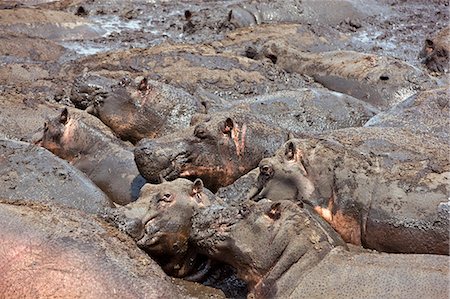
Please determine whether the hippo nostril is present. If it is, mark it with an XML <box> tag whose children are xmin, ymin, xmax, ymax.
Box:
<box><xmin>124</xmin><ymin>218</ymin><xmax>144</xmax><ymax>239</ymax></box>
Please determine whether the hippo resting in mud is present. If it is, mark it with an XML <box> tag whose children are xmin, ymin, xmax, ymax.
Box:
<box><xmin>419</xmin><ymin>26</ymin><xmax>449</xmax><ymax>74</ymax></box>
<box><xmin>38</xmin><ymin>107</ymin><xmax>146</xmax><ymax>205</ymax></box>
<box><xmin>259</xmin><ymin>42</ymin><xmax>438</xmax><ymax>109</ymax></box>
<box><xmin>0</xmin><ymin>199</ymin><xmax>223</xmax><ymax>298</ymax></box>
<box><xmin>112</xmin><ymin>178</ymin><xmax>214</xmax><ymax>279</ymax></box>
<box><xmin>250</xmin><ymin>88</ymin><xmax>450</xmax><ymax>254</ymax></box>
<box><xmin>0</xmin><ymin>137</ymin><xmax>112</xmax><ymax>214</ymax></box>
<box><xmin>115</xmin><ymin>180</ymin><xmax>448</xmax><ymax>299</ymax></box>
<box><xmin>135</xmin><ymin>88</ymin><xmax>379</xmax><ymax>191</ymax></box>
<box><xmin>84</xmin><ymin>76</ymin><xmax>204</xmax><ymax>144</ymax></box>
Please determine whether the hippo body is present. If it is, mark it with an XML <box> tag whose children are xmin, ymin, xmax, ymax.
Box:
<box><xmin>419</xmin><ymin>26</ymin><xmax>449</xmax><ymax>74</ymax></box>
<box><xmin>252</xmin><ymin>89</ymin><xmax>450</xmax><ymax>254</ymax></box>
<box><xmin>87</xmin><ymin>77</ymin><xmax>204</xmax><ymax>143</ymax></box>
<box><xmin>192</xmin><ymin>201</ymin><xmax>449</xmax><ymax>298</ymax></box>
<box><xmin>135</xmin><ymin>88</ymin><xmax>378</xmax><ymax>191</ymax></box>
<box><xmin>263</xmin><ymin>43</ymin><xmax>438</xmax><ymax>109</ymax></box>
<box><xmin>0</xmin><ymin>138</ymin><xmax>112</xmax><ymax>214</ymax></box>
<box><xmin>0</xmin><ymin>200</ymin><xmax>188</xmax><ymax>298</ymax></box>
<box><xmin>118</xmin><ymin>179</ymin><xmax>448</xmax><ymax>299</ymax></box>
<box><xmin>39</xmin><ymin>108</ymin><xmax>146</xmax><ymax>205</ymax></box>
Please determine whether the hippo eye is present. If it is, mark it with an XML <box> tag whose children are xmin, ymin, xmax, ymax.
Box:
<box><xmin>158</xmin><ymin>193</ymin><xmax>173</xmax><ymax>203</ymax></box>
<box><xmin>194</xmin><ymin>125</ymin><xmax>208</xmax><ymax>139</ymax></box>
<box><xmin>43</xmin><ymin>122</ymin><xmax>48</xmax><ymax>132</ymax></box>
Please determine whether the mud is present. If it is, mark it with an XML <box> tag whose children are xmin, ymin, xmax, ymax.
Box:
<box><xmin>1</xmin><ymin>0</ymin><xmax>449</xmax><ymax>297</ymax></box>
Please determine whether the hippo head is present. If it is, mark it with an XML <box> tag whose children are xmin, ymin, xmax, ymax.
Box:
<box><xmin>134</xmin><ymin>112</ymin><xmax>287</xmax><ymax>192</ymax></box>
<box><xmin>39</xmin><ymin>108</ymin><xmax>78</xmax><ymax>160</ymax></box>
<box><xmin>118</xmin><ymin>178</ymin><xmax>212</xmax><ymax>278</ymax></box>
<box><xmin>192</xmin><ymin>200</ymin><xmax>345</xmax><ymax>298</ymax></box>
<box><xmin>250</xmin><ymin>139</ymin><xmax>324</xmax><ymax>207</ymax></box>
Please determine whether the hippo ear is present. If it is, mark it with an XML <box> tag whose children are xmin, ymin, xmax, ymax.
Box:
<box><xmin>284</xmin><ymin>141</ymin><xmax>296</xmax><ymax>161</ymax></box>
<box><xmin>223</xmin><ymin>118</ymin><xmax>234</xmax><ymax>136</ymax></box>
<box><xmin>59</xmin><ymin>108</ymin><xmax>69</xmax><ymax>125</ymax></box>
<box><xmin>425</xmin><ymin>39</ymin><xmax>434</xmax><ymax>48</ymax></box>
<box><xmin>191</xmin><ymin>178</ymin><xmax>204</xmax><ymax>195</ymax></box>
<box><xmin>266</xmin><ymin>202</ymin><xmax>281</xmax><ymax>220</ymax></box>
<box><xmin>138</xmin><ymin>77</ymin><xmax>148</xmax><ymax>92</ymax></box>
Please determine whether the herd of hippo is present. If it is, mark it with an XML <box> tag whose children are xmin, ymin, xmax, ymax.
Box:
<box><xmin>0</xmin><ymin>0</ymin><xmax>449</xmax><ymax>298</ymax></box>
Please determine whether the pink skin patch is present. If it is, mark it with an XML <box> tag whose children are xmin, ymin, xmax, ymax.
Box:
<box><xmin>230</xmin><ymin>123</ymin><xmax>247</xmax><ymax>158</ymax></box>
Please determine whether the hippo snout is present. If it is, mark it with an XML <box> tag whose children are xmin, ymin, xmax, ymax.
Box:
<box><xmin>134</xmin><ymin>140</ymin><xmax>173</xmax><ymax>182</ymax></box>
<box><xmin>123</xmin><ymin>217</ymin><xmax>145</xmax><ymax>240</ymax></box>
<box><xmin>259</xmin><ymin>159</ymin><xmax>274</xmax><ymax>179</ymax></box>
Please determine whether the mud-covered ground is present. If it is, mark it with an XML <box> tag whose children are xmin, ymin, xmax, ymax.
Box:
<box><xmin>0</xmin><ymin>0</ymin><xmax>448</xmax><ymax>298</ymax></box>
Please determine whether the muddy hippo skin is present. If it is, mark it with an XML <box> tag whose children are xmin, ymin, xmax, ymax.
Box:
<box><xmin>135</xmin><ymin>111</ymin><xmax>291</xmax><ymax>192</ymax></box>
<box><xmin>229</xmin><ymin>0</ymin><xmax>369</xmax><ymax>28</ymax></box>
<box><xmin>365</xmin><ymin>87</ymin><xmax>449</xmax><ymax>139</ymax></box>
<box><xmin>113</xmin><ymin>178</ymin><xmax>214</xmax><ymax>279</ymax></box>
<box><xmin>229</xmin><ymin>88</ymin><xmax>379</xmax><ymax>132</ymax></box>
<box><xmin>262</xmin><ymin>42</ymin><xmax>438</xmax><ymax>109</ymax></box>
<box><xmin>252</xmin><ymin>128</ymin><xmax>449</xmax><ymax>255</ymax></box>
<box><xmin>135</xmin><ymin>89</ymin><xmax>378</xmax><ymax>191</ymax></box>
<box><xmin>191</xmin><ymin>200</ymin><xmax>449</xmax><ymax>298</ymax></box>
<box><xmin>419</xmin><ymin>26</ymin><xmax>449</xmax><ymax>74</ymax></box>
<box><xmin>0</xmin><ymin>138</ymin><xmax>112</xmax><ymax>214</ymax></box>
<box><xmin>87</xmin><ymin>76</ymin><xmax>204</xmax><ymax>143</ymax></box>
<box><xmin>0</xmin><ymin>200</ymin><xmax>189</xmax><ymax>298</ymax></box>
<box><xmin>70</xmin><ymin>73</ymin><xmax>116</xmax><ymax>110</ymax></box>
<box><xmin>39</xmin><ymin>107</ymin><xmax>146</xmax><ymax>205</ymax></box>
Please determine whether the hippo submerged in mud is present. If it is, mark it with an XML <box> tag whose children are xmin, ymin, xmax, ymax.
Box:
<box><xmin>85</xmin><ymin>76</ymin><xmax>204</xmax><ymax>144</ymax></box>
<box><xmin>38</xmin><ymin>107</ymin><xmax>145</xmax><ymax>205</ymax></box>
<box><xmin>260</xmin><ymin>42</ymin><xmax>438</xmax><ymax>109</ymax></box>
<box><xmin>116</xmin><ymin>179</ymin><xmax>448</xmax><ymax>299</ymax></box>
<box><xmin>419</xmin><ymin>26</ymin><xmax>449</xmax><ymax>74</ymax></box>
<box><xmin>112</xmin><ymin>178</ymin><xmax>214</xmax><ymax>279</ymax></box>
<box><xmin>135</xmin><ymin>88</ymin><xmax>378</xmax><ymax>191</ymax></box>
<box><xmin>250</xmin><ymin>88</ymin><xmax>450</xmax><ymax>254</ymax></box>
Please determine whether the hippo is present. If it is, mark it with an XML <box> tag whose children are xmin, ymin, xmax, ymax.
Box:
<box><xmin>419</xmin><ymin>26</ymin><xmax>449</xmax><ymax>74</ymax></box>
<box><xmin>112</xmin><ymin>178</ymin><xmax>215</xmax><ymax>280</ymax></box>
<box><xmin>0</xmin><ymin>137</ymin><xmax>112</xmax><ymax>214</ymax></box>
<box><xmin>38</xmin><ymin>107</ymin><xmax>146</xmax><ymax>205</ymax></box>
<box><xmin>135</xmin><ymin>111</ymin><xmax>290</xmax><ymax>192</ymax></box>
<box><xmin>135</xmin><ymin>88</ymin><xmax>379</xmax><ymax>191</ymax></box>
<box><xmin>250</xmin><ymin>89</ymin><xmax>449</xmax><ymax>254</ymax></box>
<box><xmin>86</xmin><ymin>76</ymin><xmax>205</xmax><ymax>143</ymax></box>
<box><xmin>191</xmin><ymin>200</ymin><xmax>448</xmax><ymax>298</ymax></box>
<box><xmin>228</xmin><ymin>0</ymin><xmax>371</xmax><ymax>28</ymax></box>
<box><xmin>118</xmin><ymin>179</ymin><xmax>448</xmax><ymax>299</ymax></box>
<box><xmin>0</xmin><ymin>199</ymin><xmax>224</xmax><ymax>298</ymax></box>
<box><xmin>261</xmin><ymin>42</ymin><xmax>438</xmax><ymax>109</ymax></box>
<box><xmin>248</xmin><ymin>89</ymin><xmax>450</xmax><ymax>254</ymax></box>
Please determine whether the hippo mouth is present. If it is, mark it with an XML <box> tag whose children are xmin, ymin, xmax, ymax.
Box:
<box><xmin>158</xmin><ymin>151</ymin><xmax>193</xmax><ymax>181</ymax></box>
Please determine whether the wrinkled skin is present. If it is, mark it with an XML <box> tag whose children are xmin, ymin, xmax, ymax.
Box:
<box><xmin>135</xmin><ymin>89</ymin><xmax>378</xmax><ymax>191</ymax></box>
<box><xmin>419</xmin><ymin>26</ymin><xmax>449</xmax><ymax>74</ymax></box>
<box><xmin>114</xmin><ymin>178</ymin><xmax>213</xmax><ymax>279</ymax></box>
<box><xmin>229</xmin><ymin>0</ymin><xmax>368</xmax><ymax>28</ymax></box>
<box><xmin>87</xmin><ymin>76</ymin><xmax>204</xmax><ymax>143</ymax></box>
<box><xmin>39</xmin><ymin>107</ymin><xmax>146</xmax><ymax>205</ymax></box>
<box><xmin>191</xmin><ymin>200</ymin><xmax>449</xmax><ymax>298</ymax></box>
<box><xmin>262</xmin><ymin>42</ymin><xmax>438</xmax><ymax>109</ymax></box>
<box><xmin>251</xmin><ymin>90</ymin><xmax>449</xmax><ymax>254</ymax></box>
<box><xmin>0</xmin><ymin>200</ymin><xmax>185</xmax><ymax>299</ymax></box>
<box><xmin>0</xmin><ymin>138</ymin><xmax>112</xmax><ymax>214</ymax></box>
<box><xmin>135</xmin><ymin>111</ymin><xmax>290</xmax><ymax>192</ymax></box>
